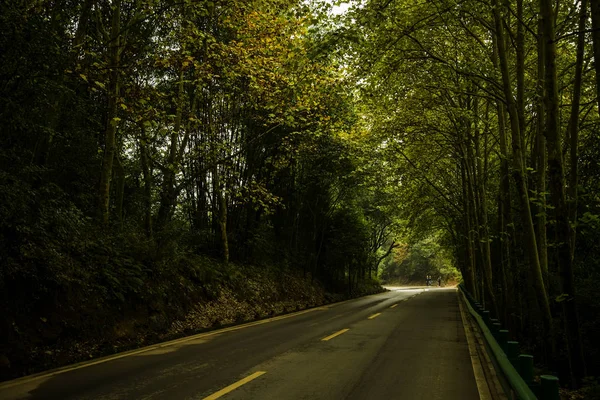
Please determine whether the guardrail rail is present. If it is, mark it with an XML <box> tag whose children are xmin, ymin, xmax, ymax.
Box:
<box><xmin>458</xmin><ymin>284</ymin><xmax>560</xmax><ymax>400</ymax></box>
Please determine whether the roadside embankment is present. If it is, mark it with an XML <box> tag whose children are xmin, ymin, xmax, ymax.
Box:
<box><xmin>0</xmin><ymin>259</ymin><xmax>383</xmax><ymax>383</ymax></box>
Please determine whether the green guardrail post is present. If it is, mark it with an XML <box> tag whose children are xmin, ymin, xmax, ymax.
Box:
<box><xmin>493</xmin><ymin>322</ymin><xmax>502</xmax><ymax>331</ymax></box>
<box><xmin>491</xmin><ymin>320</ymin><xmax>501</xmax><ymax>337</ymax></box>
<box><xmin>482</xmin><ymin>310</ymin><xmax>490</xmax><ymax>326</ymax></box>
<box><xmin>459</xmin><ymin>286</ymin><xmax>539</xmax><ymax>400</ymax></box>
<box><xmin>498</xmin><ymin>329</ymin><xmax>509</xmax><ymax>352</ymax></box>
<box><xmin>489</xmin><ymin>318</ymin><xmax>498</xmax><ymax>332</ymax></box>
<box><xmin>518</xmin><ymin>354</ymin><xmax>534</xmax><ymax>384</ymax></box>
<box><xmin>540</xmin><ymin>375</ymin><xmax>559</xmax><ymax>400</ymax></box>
<box><xmin>506</xmin><ymin>341</ymin><xmax>519</xmax><ymax>366</ymax></box>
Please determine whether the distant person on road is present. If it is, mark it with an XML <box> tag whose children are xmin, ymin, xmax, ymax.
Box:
<box><xmin>437</xmin><ymin>276</ymin><xmax>441</xmax><ymax>287</ymax></box>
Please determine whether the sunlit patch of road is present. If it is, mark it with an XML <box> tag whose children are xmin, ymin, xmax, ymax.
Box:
<box><xmin>383</xmin><ymin>286</ymin><xmax>427</xmax><ymax>291</ymax></box>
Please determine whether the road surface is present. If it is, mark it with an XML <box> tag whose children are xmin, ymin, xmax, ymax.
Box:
<box><xmin>0</xmin><ymin>287</ymin><xmax>480</xmax><ymax>400</ymax></box>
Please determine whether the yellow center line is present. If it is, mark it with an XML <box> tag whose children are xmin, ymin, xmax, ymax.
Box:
<box><xmin>321</xmin><ymin>328</ymin><xmax>350</xmax><ymax>341</ymax></box>
<box><xmin>368</xmin><ymin>313</ymin><xmax>381</xmax><ymax>319</ymax></box>
<box><xmin>203</xmin><ymin>371</ymin><xmax>267</xmax><ymax>400</ymax></box>
<box><xmin>389</xmin><ymin>304</ymin><xmax>398</xmax><ymax>308</ymax></box>
<box><xmin>0</xmin><ymin>307</ymin><xmax>327</xmax><ymax>391</ymax></box>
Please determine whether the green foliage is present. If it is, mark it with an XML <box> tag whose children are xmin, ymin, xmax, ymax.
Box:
<box><xmin>6</xmin><ymin>0</ymin><xmax>598</xmax><ymax>386</ymax></box>
<box><xmin>379</xmin><ymin>234</ymin><xmax>459</xmax><ymax>284</ymax></box>
<box><xmin>334</xmin><ymin>0</ymin><xmax>600</xmax><ymax>384</ymax></box>
<box><xmin>0</xmin><ymin>0</ymin><xmax>392</xmax><ymax>380</ymax></box>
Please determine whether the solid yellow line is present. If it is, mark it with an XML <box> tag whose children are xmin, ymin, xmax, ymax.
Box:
<box><xmin>389</xmin><ymin>304</ymin><xmax>398</xmax><ymax>308</ymax></box>
<box><xmin>321</xmin><ymin>328</ymin><xmax>350</xmax><ymax>341</ymax></box>
<box><xmin>0</xmin><ymin>308</ymin><xmax>325</xmax><ymax>390</ymax></box>
<box><xmin>368</xmin><ymin>313</ymin><xmax>381</xmax><ymax>319</ymax></box>
<box><xmin>203</xmin><ymin>371</ymin><xmax>266</xmax><ymax>400</ymax></box>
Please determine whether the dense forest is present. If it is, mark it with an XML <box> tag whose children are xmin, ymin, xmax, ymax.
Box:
<box><xmin>1</xmin><ymin>0</ymin><xmax>600</xmax><ymax>394</ymax></box>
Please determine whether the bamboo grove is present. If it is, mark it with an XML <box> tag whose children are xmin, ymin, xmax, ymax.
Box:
<box><xmin>342</xmin><ymin>0</ymin><xmax>600</xmax><ymax>387</ymax></box>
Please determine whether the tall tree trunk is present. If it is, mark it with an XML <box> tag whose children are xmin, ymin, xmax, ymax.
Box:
<box><xmin>219</xmin><ymin>187</ymin><xmax>229</xmax><ymax>264</ymax></box>
<box><xmin>492</xmin><ymin>32</ymin><xmax>513</xmax><ymax>327</ymax></box>
<box><xmin>540</xmin><ymin>0</ymin><xmax>586</xmax><ymax>386</ymax></box>
<box><xmin>491</xmin><ymin>0</ymin><xmax>553</xmax><ymax>339</ymax></box>
<box><xmin>139</xmin><ymin>126</ymin><xmax>153</xmax><ymax>237</ymax></box>
<box><xmin>114</xmin><ymin>155</ymin><xmax>125</xmax><ymax>227</ymax></box>
<box><xmin>461</xmin><ymin>99</ymin><xmax>484</xmax><ymax>303</ymax></box>
<box><xmin>98</xmin><ymin>0</ymin><xmax>121</xmax><ymax>225</ymax></box>
<box><xmin>473</xmin><ymin>97</ymin><xmax>498</xmax><ymax>317</ymax></box>
<box><xmin>73</xmin><ymin>0</ymin><xmax>95</xmax><ymax>48</ymax></box>
<box><xmin>157</xmin><ymin>69</ymin><xmax>185</xmax><ymax>228</ymax></box>
<box><xmin>567</xmin><ymin>0</ymin><xmax>587</xmax><ymax>257</ymax></box>
<box><xmin>374</xmin><ymin>241</ymin><xmax>397</xmax><ymax>274</ymax></box>
<box><xmin>536</xmin><ymin>13</ymin><xmax>549</xmax><ymax>285</ymax></box>
<box><xmin>516</xmin><ymin>0</ymin><xmax>526</xmax><ymax>155</ymax></box>
<box><xmin>460</xmin><ymin>160</ymin><xmax>477</xmax><ymax>296</ymax></box>
<box><xmin>591</xmin><ymin>0</ymin><xmax>600</xmax><ymax>114</ymax></box>
<box><xmin>497</xmin><ymin>108</ymin><xmax>511</xmax><ymax>324</ymax></box>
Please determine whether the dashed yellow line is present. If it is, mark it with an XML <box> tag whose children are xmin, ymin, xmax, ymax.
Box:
<box><xmin>321</xmin><ymin>328</ymin><xmax>350</xmax><ymax>341</ymax></box>
<box><xmin>368</xmin><ymin>313</ymin><xmax>381</xmax><ymax>320</ymax></box>
<box><xmin>389</xmin><ymin>304</ymin><xmax>398</xmax><ymax>308</ymax></box>
<box><xmin>203</xmin><ymin>371</ymin><xmax>267</xmax><ymax>400</ymax></box>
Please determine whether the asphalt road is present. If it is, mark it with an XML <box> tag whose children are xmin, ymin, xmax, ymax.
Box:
<box><xmin>0</xmin><ymin>287</ymin><xmax>480</xmax><ymax>400</ymax></box>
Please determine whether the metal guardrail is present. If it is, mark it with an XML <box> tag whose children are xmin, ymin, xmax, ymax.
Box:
<box><xmin>458</xmin><ymin>285</ymin><xmax>560</xmax><ymax>400</ymax></box>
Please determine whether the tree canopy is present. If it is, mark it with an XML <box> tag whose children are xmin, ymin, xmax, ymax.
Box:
<box><xmin>1</xmin><ymin>0</ymin><xmax>600</xmax><ymax>389</ymax></box>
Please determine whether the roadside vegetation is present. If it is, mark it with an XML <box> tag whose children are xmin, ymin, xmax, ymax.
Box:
<box><xmin>336</xmin><ymin>0</ymin><xmax>600</xmax><ymax>393</ymax></box>
<box><xmin>1</xmin><ymin>0</ymin><xmax>600</xmax><ymax>393</ymax></box>
<box><xmin>0</xmin><ymin>0</ymin><xmax>387</xmax><ymax>381</ymax></box>
<box><xmin>379</xmin><ymin>234</ymin><xmax>461</xmax><ymax>286</ymax></box>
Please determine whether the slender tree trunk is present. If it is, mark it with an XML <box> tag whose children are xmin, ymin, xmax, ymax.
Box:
<box><xmin>461</xmin><ymin>102</ymin><xmax>484</xmax><ymax>303</ymax></box>
<box><xmin>591</xmin><ymin>0</ymin><xmax>600</xmax><ymax>114</ymax></box>
<box><xmin>98</xmin><ymin>0</ymin><xmax>121</xmax><ymax>225</ymax></box>
<box><xmin>73</xmin><ymin>0</ymin><xmax>95</xmax><ymax>47</ymax></box>
<box><xmin>536</xmin><ymin>13</ymin><xmax>549</xmax><ymax>285</ymax></box>
<box><xmin>567</xmin><ymin>0</ymin><xmax>587</xmax><ymax>258</ymax></box>
<box><xmin>219</xmin><ymin>189</ymin><xmax>229</xmax><ymax>264</ymax></box>
<box><xmin>540</xmin><ymin>0</ymin><xmax>586</xmax><ymax>386</ymax></box>
<box><xmin>460</xmin><ymin>160</ymin><xmax>477</xmax><ymax>296</ymax></box>
<box><xmin>157</xmin><ymin>69</ymin><xmax>184</xmax><ymax>228</ymax></box>
<box><xmin>348</xmin><ymin>263</ymin><xmax>352</xmax><ymax>297</ymax></box>
<box><xmin>492</xmin><ymin>32</ymin><xmax>513</xmax><ymax>326</ymax></box>
<box><xmin>473</xmin><ymin>97</ymin><xmax>498</xmax><ymax>317</ymax></box>
<box><xmin>139</xmin><ymin>127</ymin><xmax>153</xmax><ymax>237</ymax></box>
<box><xmin>491</xmin><ymin>0</ymin><xmax>553</xmax><ymax>338</ymax></box>
<box><xmin>516</xmin><ymin>0</ymin><xmax>526</xmax><ymax>155</ymax></box>
<box><xmin>114</xmin><ymin>155</ymin><xmax>125</xmax><ymax>226</ymax></box>
<box><xmin>374</xmin><ymin>241</ymin><xmax>397</xmax><ymax>273</ymax></box>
